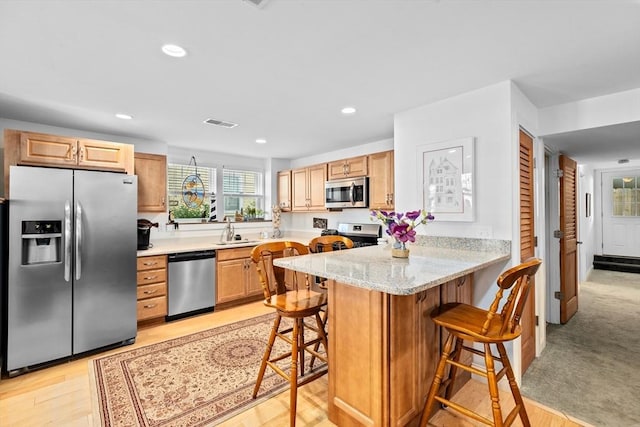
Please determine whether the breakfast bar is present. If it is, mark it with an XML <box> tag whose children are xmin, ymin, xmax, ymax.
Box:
<box><xmin>274</xmin><ymin>239</ymin><xmax>511</xmax><ymax>427</ymax></box>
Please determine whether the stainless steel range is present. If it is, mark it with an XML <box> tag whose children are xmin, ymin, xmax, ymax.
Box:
<box><xmin>336</xmin><ymin>222</ymin><xmax>381</xmax><ymax>247</ymax></box>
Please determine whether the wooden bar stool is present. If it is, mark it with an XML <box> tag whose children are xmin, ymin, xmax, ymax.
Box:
<box><xmin>308</xmin><ymin>235</ymin><xmax>354</xmax><ymax>289</ymax></box>
<box><xmin>307</xmin><ymin>235</ymin><xmax>353</xmax><ymax>366</ymax></box>
<box><xmin>420</xmin><ymin>258</ymin><xmax>542</xmax><ymax>427</ymax></box>
<box><xmin>250</xmin><ymin>241</ymin><xmax>328</xmax><ymax>427</ymax></box>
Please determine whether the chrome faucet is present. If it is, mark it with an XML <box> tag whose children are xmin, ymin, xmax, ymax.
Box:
<box><xmin>221</xmin><ymin>216</ymin><xmax>235</xmax><ymax>242</ymax></box>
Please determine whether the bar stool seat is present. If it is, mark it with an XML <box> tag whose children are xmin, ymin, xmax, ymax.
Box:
<box><xmin>250</xmin><ymin>241</ymin><xmax>328</xmax><ymax>427</ymax></box>
<box><xmin>420</xmin><ymin>257</ymin><xmax>542</xmax><ymax>427</ymax></box>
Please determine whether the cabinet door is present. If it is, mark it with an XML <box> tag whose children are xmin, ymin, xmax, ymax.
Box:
<box><xmin>291</xmin><ymin>167</ymin><xmax>310</xmax><ymax>211</ymax></box>
<box><xmin>19</xmin><ymin>132</ymin><xmax>78</xmax><ymax>167</ymax></box>
<box><xmin>78</xmin><ymin>139</ymin><xmax>127</xmax><ymax>171</ymax></box>
<box><xmin>277</xmin><ymin>170</ymin><xmax>292</xmax><ymax>211</ymax></box>
<box><xmin>245</xmin><ymin>259</ymin><xmax>264</xmax><ymax>297</ymax></box>
<box><xmin>345</xmin><ymin>155</ymin><xmax>368</xmax><ymax>177</ymax></box>
<box><xmin>216</xmin><ymin>258</ymin><xmax>248</xmax><ymax>304</ymax></box>
<box><xmin>328</xmin><ymin>156</ymin><xmax>367</xmax><ymax>180</ymax></box>
<box><xmin>307</xmin><ymin>163</ymin><xmax>327</xmax><ymax>211</ymax></box>
<box><xmin>368</xmin><ymin>150</ymin><xmax>394</xmax><ymax>210</ymax></box>
<box><xmin>135</xmin><ymin>153</ymin><xmax>167</xmax><ymax>212</ymax></box>
<box><xmin>390</xmin><ymin>288</ymin><xmax>440</xmax><ymax>424</ymax></box>
<box><xmin>327</xmin><ymin>160</ymin><xmax>347</xmax><ymax>180</ymax></box>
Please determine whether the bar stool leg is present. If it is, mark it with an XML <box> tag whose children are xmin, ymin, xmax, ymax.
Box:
<box><xmin>253</xmin><ymin>315</ymin><xmax>281</xmax><ymax>398</ymax></box>
<box><xmin>444</xmin><ymin>337</ymin><xmax>464</xmax><ymax>401</ymax></box>
<box><xmin>289</xmin><ymin>318</ymin><xmax>300</xmax><ymax>427</ymax></box>
<box><xmin>496</xmin><ymin>342</ymin><xmax>531</xmax><ymax>427</ymax></box>
<box><xmin>419</xmin><ymin>333</ymin><xmax>455</xmax><ymax>427</ymax></box>
<box><xmin>484</xmin><ymin>343</ymin><xmax>504</xmax><ymax>427</ymax></box>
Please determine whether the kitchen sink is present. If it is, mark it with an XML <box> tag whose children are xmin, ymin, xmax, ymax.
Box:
<box><xmin>216</xmin><ymin>239</ymin><xmax>259</xmax><ymax>246</ymax></box>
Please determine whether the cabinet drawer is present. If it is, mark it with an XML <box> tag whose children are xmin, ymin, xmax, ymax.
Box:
<box><xmin>137</xmin><ymin>255</ymin><xmax>167</xmax><ymax>271</ymax></box>
<box><xmin>137</xmin><ymin>296</ymin><xmax>167</xmax><ymax>320</ymax></box>
<box><xmin>137</xmin><ymin>282</ymin><xmax>167</xmax><ymax>300</ymax></box>
<box><xmin>217</xmin><ymin>246</ymin><xmax>254</xmax><ymax>261</ymax></box>
<box><xmin>137</xmin><ymin>268</ymin><xmax>167</xmax><ymax>285</ymax></box>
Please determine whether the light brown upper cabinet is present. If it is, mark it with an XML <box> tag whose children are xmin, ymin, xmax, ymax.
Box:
<box><xmin>368</xmin><ymin>150</ymin><xmax>395</xmax><ymax>210</ymax></box>
<box><xmin>292</xmin><ymin>163</ymin><xmax>327</xmax><ymax>211</ymax></box>
<box><xmin>19</xmin><ymin>131</ymin><xmax>131</xmax><ymax>172</ymax></box>
<box><xmin>135</xmin><ymin>152</ymin><xmax>167</xmax><ymax>212</ymax></box>
<box><xmin>3</xmin><ymin>129</ymin><xmax>134</xmax><ymax>197</ymax></box>
<box><xmin>327</xmin><ymin>155</ymin><xmax>368</xmax><ymax>180</ymax></box>
<box><xmin>277</xmin><ymin>170</ymin><xmax>292</xmax><ymax>212</ymax></box>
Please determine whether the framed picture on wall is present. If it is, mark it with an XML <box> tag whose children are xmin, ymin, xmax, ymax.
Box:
<box><xmin>416</xmin><ymin>137</ymin><xmax>475</xmax><ymax>222</ymax></box>
<box><xmin>585</xmin><ymin>192</ymin><xmax>591</xmax><ymax>217</ymax></box>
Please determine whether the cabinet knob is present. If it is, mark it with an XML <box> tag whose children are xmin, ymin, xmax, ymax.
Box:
<box><xmin>143</xmin><ymin>289</ymin><xmax>158</xmax><ymax>294</ymax></box>
<box><xmin>144</xmin><ymin>275</ymin><xmax>158</xmax><ymax>281</ymax></box>
<box><xmin>143</xmin><ymin>303</ymin><xmax>157</xmax><ymax>309</ymax></box>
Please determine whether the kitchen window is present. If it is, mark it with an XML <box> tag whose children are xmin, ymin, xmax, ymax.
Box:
<box><xmin>223</xmin><ymin>168</ymin><xmax>264</xmax><ymax>220</ymax></box>
<box><xmin>167</xmin><ymin>163</ymin><xmax>216</xmax><ymax>221</ymax></box>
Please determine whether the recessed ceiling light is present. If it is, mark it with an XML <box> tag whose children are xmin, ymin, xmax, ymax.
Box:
<box><xmin>341</xmin><ymin>106</ymin><xmax>357</xmax><ymax>115</ymax></box>
<box><xmin>115</xmin><ymin>113</ymin><xmax>133</xmax><ymax>120</ymax></box>
<box><xmin>161</xmin><ymin>44</ymin><xmax>187</xmax><ymax>58</ymax></box>
<box><xmin>255</xmin><ymin>138</ymin><xmax>267</xmax><ymax>144</ymax></box>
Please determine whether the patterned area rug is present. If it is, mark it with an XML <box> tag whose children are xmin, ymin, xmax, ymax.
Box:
<box><xmin>89</xmin><ymin>313</ymin><xmax>326</xmax><ymax>426</ymax></box>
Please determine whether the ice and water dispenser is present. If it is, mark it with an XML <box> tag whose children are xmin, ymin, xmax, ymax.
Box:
<box><xmin>21</xmin><ymin>220</ymin><xmax>62</xmax><ymax>265</ymax></box>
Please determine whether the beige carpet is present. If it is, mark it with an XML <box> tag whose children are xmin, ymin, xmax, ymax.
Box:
<box><xmin>521</xmin><ymin>269</ymin><xmax>640</xmax><ymax>427</ymax></box>
<box><xmin>89</xmin><ymin>313</ymin><xmax>326</xmax><ymax>427</ymax></box>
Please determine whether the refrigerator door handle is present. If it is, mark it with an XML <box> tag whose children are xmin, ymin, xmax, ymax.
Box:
<box><xmin>64</xmin><ymin>200</ymin><xmax>72</xmax><ymax>282</ymax></box>
<box><xmin>75</xmin><ymin>202</ymin><xmax>83</xmax><ymax>280</ymax></box>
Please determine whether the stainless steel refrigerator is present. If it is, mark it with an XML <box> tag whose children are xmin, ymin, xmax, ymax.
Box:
<box><xmin>6</xmin><ymin>166</ymin><xmax>137</xmax><ymax>374</ymax></box>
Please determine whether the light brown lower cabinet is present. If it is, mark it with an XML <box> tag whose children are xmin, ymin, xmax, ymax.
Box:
<box><xmin>327</xmin><ymin>274</ymin><xmax>472</xmax><ymax>426</ymax></box>
<box><xmin>136</xmin><ymin>255</ymin><xmax>168</xmax><ymax>321</ymax></box>
<box><xmin>216</xmin><ymin>246</ymin><xmax>262</xmax><ymax>305</ymax></box>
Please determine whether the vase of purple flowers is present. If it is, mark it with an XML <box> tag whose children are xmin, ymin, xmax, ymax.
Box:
<box><xmin>370</xmin><ymin>209</ymin><xmax>435</xmax><ymax>258</ymax></box>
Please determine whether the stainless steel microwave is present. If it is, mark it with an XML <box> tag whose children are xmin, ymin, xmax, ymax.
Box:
<box><xmin>325</xmin><ymin>177</ymin><xmax>368</xmax><ymax>208</ymax></box>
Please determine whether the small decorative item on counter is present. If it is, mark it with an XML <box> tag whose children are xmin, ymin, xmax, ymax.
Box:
<box><xmin>370</xmin><ymin>209</ymin><xmax>435</xmax><ymax>258</ymax></box>
<box><xmin>271</xmin><ymin>204</ymin><xmax>282</xmax><ymax>237</ymax></box>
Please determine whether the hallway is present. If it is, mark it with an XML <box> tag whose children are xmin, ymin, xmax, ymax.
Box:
<box><xmin>521</xmin><ymin>269</ymin><xmax>640</xmax><ymax>427</ymax></box>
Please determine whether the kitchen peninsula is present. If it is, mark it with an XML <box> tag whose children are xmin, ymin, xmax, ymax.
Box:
<box><xmin>274</xmin><ymin>238</ymin><xmax>511</xmax><ymax>427</ymax></box>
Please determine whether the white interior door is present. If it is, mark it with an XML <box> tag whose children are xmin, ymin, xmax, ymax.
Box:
<box><xmin>601</xmin><ymin>170</ymin><xmax>640</xmax><ymax>257</ymax></box>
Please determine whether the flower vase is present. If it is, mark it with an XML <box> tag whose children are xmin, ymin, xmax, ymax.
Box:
<box><xmin>391</xmin><ymin>242</ymin><xmax>410</xmax><ymax>258</ymax></box>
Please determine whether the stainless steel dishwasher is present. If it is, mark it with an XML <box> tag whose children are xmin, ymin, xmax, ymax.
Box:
<box><xmin>167</xmin><ymin>250</ymin><xmax>216</xmax><ymax>320</ymax></box>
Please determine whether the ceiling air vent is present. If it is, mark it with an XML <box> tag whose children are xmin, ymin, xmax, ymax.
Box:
<box><xmin>204</xmin><ymin>118</ymin><xmax>238</xmax><ymax>128</ymax></box>
<box><xmin>242</xmin><ymin>0</ymin><xmax>269</xmax><ymax>8</ymax></box>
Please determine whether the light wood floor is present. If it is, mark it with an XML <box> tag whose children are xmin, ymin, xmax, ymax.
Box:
<box><xmin>0</xmin><ymin>301</ymin><xmax>588</xmax><ymax>426</ymax></box>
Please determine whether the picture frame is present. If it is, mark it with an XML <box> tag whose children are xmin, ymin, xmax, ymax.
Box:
<box><xmin>416</xmin><ymin>137</ymin><xmax>475</xmax><ymax>222</ymax></box>
<box><xmin>585</xmin><ymin>192</ymin><xmax>591</xmax><ymax>217</ymax></box>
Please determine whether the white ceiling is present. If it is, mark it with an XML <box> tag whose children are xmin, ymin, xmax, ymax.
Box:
<box><xmin>1</xmin><ymin>0</ymin><xmax>639</xmax><ymax>162</ymax></box>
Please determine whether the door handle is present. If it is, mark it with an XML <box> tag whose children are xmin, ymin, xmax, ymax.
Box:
<box><xmin>349</xmin><ymin>182</ymin><xmax>355</xmax><ymax>206</ymax></box>
<box><xmin>64</xmin><ymin>200</ymin><xmax>72</xmax><ymax>282</ymax></box>
<box><xmin>75</xmin><ymin>202</ymin><xmax>83</xmax><ymax>280</ymax></box>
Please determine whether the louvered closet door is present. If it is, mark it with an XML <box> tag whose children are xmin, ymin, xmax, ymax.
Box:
<box><xmin>519</xmin><ymin>129</ymin><xmax>536</xmax><ymax>373</ymax></box>
<box><xmin>559</xmin><ymin>154</ymin><xmax>579</xmax><ymax>324</ymax></box>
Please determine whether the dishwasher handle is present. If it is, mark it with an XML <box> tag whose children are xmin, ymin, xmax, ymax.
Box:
<box><xmin>168</xmin><ymin>250</ymin><xmax>216</xmax><ymax>262</ymax></box>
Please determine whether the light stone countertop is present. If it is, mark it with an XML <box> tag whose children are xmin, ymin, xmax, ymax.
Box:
<box><xmin>136</xmin><ymin>235</ymin><xmax>312</xmax><ymax>257</ymax></box>
<box><xmin>273</xmin><ymin>242</ymin><xmax>511</xmax><ymax>296</ymax></box>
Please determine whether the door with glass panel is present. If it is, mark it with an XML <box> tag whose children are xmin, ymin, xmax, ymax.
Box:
<box><xmin>602</xmin><ymin>170</ymin><xmax>640</xmax><ymax>257</ymax></box>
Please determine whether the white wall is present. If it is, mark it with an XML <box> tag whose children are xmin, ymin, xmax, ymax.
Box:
<box><xmin>539</xmin><ymin>87</ymin><xmax>640</xmax><ymax>136</ymax></box>
<box><xmin>578</xmin><ymin>164</ymin><xmax>596</xmax><ymax>282</ymax></box>
<box><xmin>394</xmin><ymin>80</ymin><xmax>547</xmax><ymax>380</ymax></box>
<box><xmin>394</xmin><ymin>81</ymin><xmax>515</xmax><ymax>318</ymax></box>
